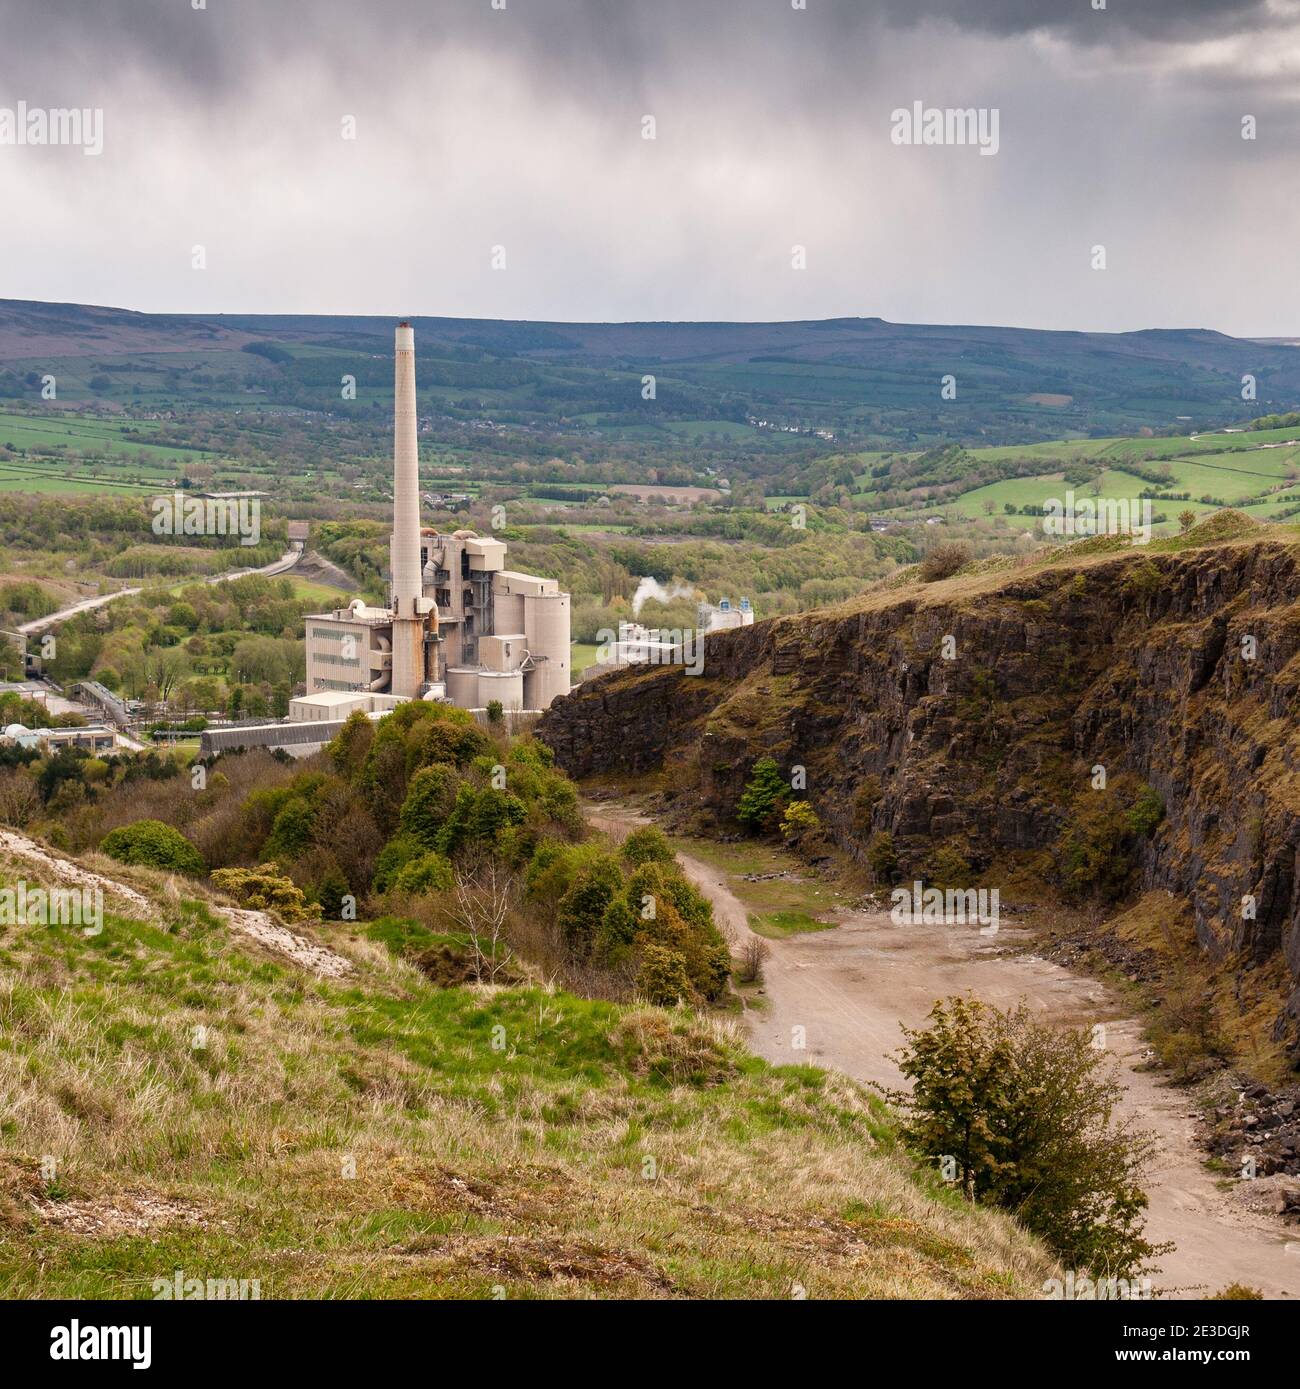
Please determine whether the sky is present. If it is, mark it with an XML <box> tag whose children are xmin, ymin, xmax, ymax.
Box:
<box><xmin>0</xmin><ymin>0</ymin><xmax>1296</xmax><ymax>334</ymax></box>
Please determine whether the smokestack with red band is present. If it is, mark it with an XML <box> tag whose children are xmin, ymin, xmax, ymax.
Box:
<box><xmin>390</xmin><ymin>321</ymin><xmax>425</xmax><ymax>697</ymax></box>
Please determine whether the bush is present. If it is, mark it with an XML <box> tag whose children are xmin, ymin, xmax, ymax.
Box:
<box><xmin>610</xmin><ymin>1009</ymin><xmax>739</xmax><ymax>1085</ymax></box>
<box><xmin>736</xmin><ymin>757</ymin><xmax>787</xmax><ymax>833</ymax></box>
<box><xmin>398</xmin><ymin>764</ymin><xmax>462</xmax><ymax>849</ymax></box>
<box><xmin>637</xmin><ymin>943</ymin><xmax>691</xmax><ymax>1007</ymax></box>
<box><xmin>891</xmin><ymin>997</ymin><xmax>1162</xmax><ymax>1276</ymax></box>
<box><xmin>919</xmin><ymin>542</ymin><xmax>971</xmax><ymax>583</ymax></box>
<box><xmin>780</xmin><ymin>800</ymin><xmax>822</xmax><ymax>845</ymax></box>
<box><xmin>210</xmin><ymin>864</ymin><xmax>321</xmax><ymax>923</ymax></box>
<box><xmin>621</xmin><ymin>826</ymin><xmax>675</xmax><ymax>867</ymax></box>
<box><xmin>924</xmin><ymin>843</ymin><xmax>970</xmax><ymax>888</ymax></box>
<box><xmin>557</xmin><ymin>855</ymin><xmax>624</xmax><ymax>959</ymax></box>
<box><xmin>486</xmin><ymin>699</ymin><xmax>504</xmax><ymax>724</ymax></box>
<box><xmin>1126</xmin><ymin>785</ymin><xmax>1165</xmax><ymax>839</ymax></box>
<box><xmin>371</xmin><ymin>833</ymin><xmax>426</xmax><ymax>893</ymax></box>
<box><xmin>99</xmin><ymin>819</ymin><xmax>205</xmax><ymax>876</ymax></box>
<box><xmin>867</xmin><ymin>831</ymin><xmax>900</xmax><ymax>885</ymax></box>
<box><xmin>392</xmin><ymin>850</ymin><xmax>454</xmax><ymax>896</ymax></box>
<box><xmin>316</xmin><ymin>867</ymin><xmax>351</xmax><ymax>920</ymax></box>
<box><xmin>1056</xmin><ymin>782</ymin><xmax>1161</xmax><ymax>902</ymax></box>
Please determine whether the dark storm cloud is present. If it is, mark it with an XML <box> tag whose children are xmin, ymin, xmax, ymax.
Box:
<box><xmin>0</xmin><ymin>0</ymin><xmax>1277</xmax><ymax>99</ymax></box>
<box><xmin>0</xmin><ymin>0</ymin><xmax>1295</xmax><ymax>331</ymax></box>
<box><xmin>876</xmin><ymin>0</ymin><xmax>1271</xmax><ymax>43</ymax></box>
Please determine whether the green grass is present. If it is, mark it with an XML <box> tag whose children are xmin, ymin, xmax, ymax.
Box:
<box><xmin>749</xmin><ymin>910</ymin><xmax>836</xmax><ymax>940</ymax></box>
<box><xmin>0</xmin><ymin>855</ymin><xmax>1053</xmax><ymax>1299</ymax></box>
<box><xmin>667</xmin><ymin>834</ymin><xmax>847</xmax><ymax>920</ymax></box>
<box><xmin>571</xmin><ymin>642</ymin><xmax>601</xmax><ymax>676</ymax></box>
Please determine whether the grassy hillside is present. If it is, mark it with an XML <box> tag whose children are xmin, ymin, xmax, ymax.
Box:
<box><xmin>3</xmin><ymin>299</ymin><xmax>1299</xmax><ymax>454</ymax></box>
<box><xmin>0</xmin><ymin>851</ymin><xmax>1052</xmax><ymax>1299</ymax></box>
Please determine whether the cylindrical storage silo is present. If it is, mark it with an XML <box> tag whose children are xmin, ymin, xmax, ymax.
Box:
<box><xmin>477</xmin><ymin>669</ymin><xmax>524</xmax><ymax>712</ymax></box>
<box><xmin>523</xmin><ymin>592</ymin><xmax>571</xmax><ymax>709</ymax></box>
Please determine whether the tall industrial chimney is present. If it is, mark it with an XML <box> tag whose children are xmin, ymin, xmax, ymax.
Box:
<box><xmin>390</xmin><ymin>321</ymin><xmax>427</xmax><ymax>697</ymax></box>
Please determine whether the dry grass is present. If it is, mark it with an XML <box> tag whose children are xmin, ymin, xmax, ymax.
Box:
<box><xmin>0</xmin><ymin>847</ymin><xmax>1056</xmax><ymax>1300</ymax></box>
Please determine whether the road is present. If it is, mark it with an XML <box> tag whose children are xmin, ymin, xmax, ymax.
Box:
<box><xmin>588</xmin><ymin>803</ymin><xmax>1300</xmax><ymax>1300</ymax></box>
<box><xmin>17</xmin><ymin>548</ymin><xmax>300</xmax><ymax>636</ymax></box>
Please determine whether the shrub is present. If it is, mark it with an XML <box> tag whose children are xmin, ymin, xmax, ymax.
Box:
<box><xmin>371</xmin><ymin>833</ymin><xmax>426</xmax><ymax>893</ymax></box>
<box><xmin>780</xmin><ymin>800</ymin><xmax>822</xmax><ymax>845</ymax></box>
<box><xmin>852</xmin><ymin>775</ymin><xmax>881</xmax><ymax>833</ymax></box>
<box><xmin>392</xmin><ymin>851</ymin><xmax>454</xmax><ymax>896</ymax></box>
<box><xmin>1057</xmin><ymin>806</ymin><xmax>1133</xmax><ymax>900</ymax></box>
<box><xmin>398</xmin><ymin>764</ymin><xmax>462</xmax><ymax>849</ymax></box>
<box><xmin>891</xmin><ymin>997</ymin><xmax>1162</xmax><ymax>1276</ymax></box>
<box><xmin>738</xmin><ymin>936</ymin><xmax>769</xmax><ymax>984</ymax></box>
<box><xmin>924</xmin><ymin>843</ymin><xmax>970</xmax><ymax>888</ymax></box>
<box><xmin>316</xmin><ymin>867</ymin><xmax>352</xmax><ymax>920</ymax></box>
<box><xmin>867</xmin><ymin>831</ymin><xmax>900</xmax><ymax>885</ymax></box>
<box><xmin>621</xmin><ymin>826</ymin><xmax>675</xmax><ymax>867</ymax></box>
<box><xmin>919</xmin><ymin>542</ymin><xmax>971</xmax><ymax>583</ymax></box>
<box><xmin>557</xmin><ymin>855</ymin><xmax>624</xmax><ymax>959</ymax></box>
<box><xmin>486</xmin><ymin>699</ymin><xmax>504</xmax><ymax>724</ymax></box>
<box><xmin>210</xmin><ymin>864</ymin><xmax>321</xmax><ymax>923</ymax></box>
<box><xmin>736</xmin><ymin>757</ymin><xmax>787</xmax><ymax>833</ymax></box>
<box><xmin>623</xmin><ymin>867</ymin><xmax>731</xmax><ymax>1001</ymax></box>
<box><xmin>1120</xmin><ymin>558</ymin><xmax>1162</xmax><ymax>604</ymax></box>
<box><xmin>637</xmin><ymin>943</ymin><xmax>691</xmax><ymax>1007</ymax></box>
<box><xmin>263</xmin><ymin>795</ymin><xmax>317</xmax><ymax>862</ymax></box>
<box><xmin>100</xmin><ymin>819</ymin><xmax>205</xmax><ymax>876</ymax></box>
<box><xmin>1126</xmin><ymin>785</ymin><xmax>1165</xmax><ymax>839</ymax></box>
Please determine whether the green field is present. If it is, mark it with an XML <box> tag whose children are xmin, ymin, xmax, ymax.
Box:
<box><xmin>0</xmin><ymin>411</ymin><xmax>214</xmax><ymax>464</ymax></box>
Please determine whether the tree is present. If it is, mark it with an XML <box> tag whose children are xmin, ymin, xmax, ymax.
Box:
<box><xmin>1178</xmin><ymin>509</ymin><xmax>1197</xmax><ymax>534</ymax></box>
<box><xmin>890</xmin><ymin>998</ymin><xmax>1163</xmax><ymax>1276</ymax></box>
<box><xmin>637</xmin><ymin>942</ymin><xmax>691</xmax><ymax>1006</ymax></box>
<box><xmin>621</xmin><ymin>826</ymin><xmax>675</xmax><ymax>867</ymax></box>
<box><xmin>445</xmin><ymin>857</ymin><xmax>515</xmax><ymax>983</ymax></box>
<box><xmin>393</xmin><ymin>850</ymin><xmax>454</xmax><ymax>896</ymax></box>
<box><xmin>398</xmin><ymin>764</ymin><xmax>461</xmax><ymax>848</ymax></box>
<box><xmin>736</xmin><ymin>757</ymin><xmax>788</xmax><ymax>833</ymax></box>
<box><xmin>557</xmin><ymin>855</ymin><xmax>623</xmax><ymax>959</ymax></box>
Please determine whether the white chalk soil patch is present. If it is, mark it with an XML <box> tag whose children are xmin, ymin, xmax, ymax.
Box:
<box><xmin>589</xmin><ymin>802</ymin><xmax>1300</xmax><ymax>1300</ymax></box>
<box><xmin>0</xmin><ymin>829</ymin><xmax>352</xmax><ymax>978</ymax></box>
<box><xmin>220</xmin><ymin>907</ymin><xmax>352</xmax><ymax>979</ymax></box>
<box><xmin>0</xmin><ymin>829</ymin><xmax>152</xmax><ymax>913</ymax></box>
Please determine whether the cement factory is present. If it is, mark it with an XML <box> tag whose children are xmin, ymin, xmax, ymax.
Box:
<box><xmin>202</xmin><ymin>323</ymin><xmax>571</xmax><ymax>756</ymax></box>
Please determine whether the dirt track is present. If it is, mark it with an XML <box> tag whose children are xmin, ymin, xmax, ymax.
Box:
<box><xmin>589</xmin><ymin>804</ymin><xmax>1300</xmax><ymax>1299</ymax></box>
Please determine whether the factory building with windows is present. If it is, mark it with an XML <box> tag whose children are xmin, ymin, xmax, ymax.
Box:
<box><xmin>294</xmin><ymin>323</ymin><xmax>571</xmax><ymax>720</ymax></box>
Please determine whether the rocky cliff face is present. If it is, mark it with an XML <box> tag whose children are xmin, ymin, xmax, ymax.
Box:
<box><xmin>539</xmin><ymin>538</ymin><xmax>1300</xmax><ymax>1062</ymax></box>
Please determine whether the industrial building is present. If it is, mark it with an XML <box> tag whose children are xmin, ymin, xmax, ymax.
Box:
<box><xmin>298</xmin><ymin>323</ymin><xmax>571</xmax><ymax>717</ymax></box>
<box><xmin>698</xmin><ymin>596</ymin><xmax>754</xmax><ymax>633</ymax></box>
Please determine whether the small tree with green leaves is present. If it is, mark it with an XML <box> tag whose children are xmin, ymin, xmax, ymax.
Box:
<box><xmin>890</xmin><ymin>997</ymin><xmax>1163</xmax><ymax>1276</ymax></box>
<box><xmin>621</xmin><ymin>826</ymin><xmax>675</xmax><ymax>867</ymax></box>
<box><xmin>637</xmin><ymin>942</ymin><xmax>691</xmax><ymax>1007</ymax></box>
<box><xmin>736</xmin><ymin>758</ymin><xmax>787</xmax><ymax>833</ymax></box>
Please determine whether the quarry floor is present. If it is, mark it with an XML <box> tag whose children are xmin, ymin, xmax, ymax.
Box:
<box><xmin>588</xmin><ymin>803</ymin><xmax>1300</xmax><ymax>1300</ymax></box>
